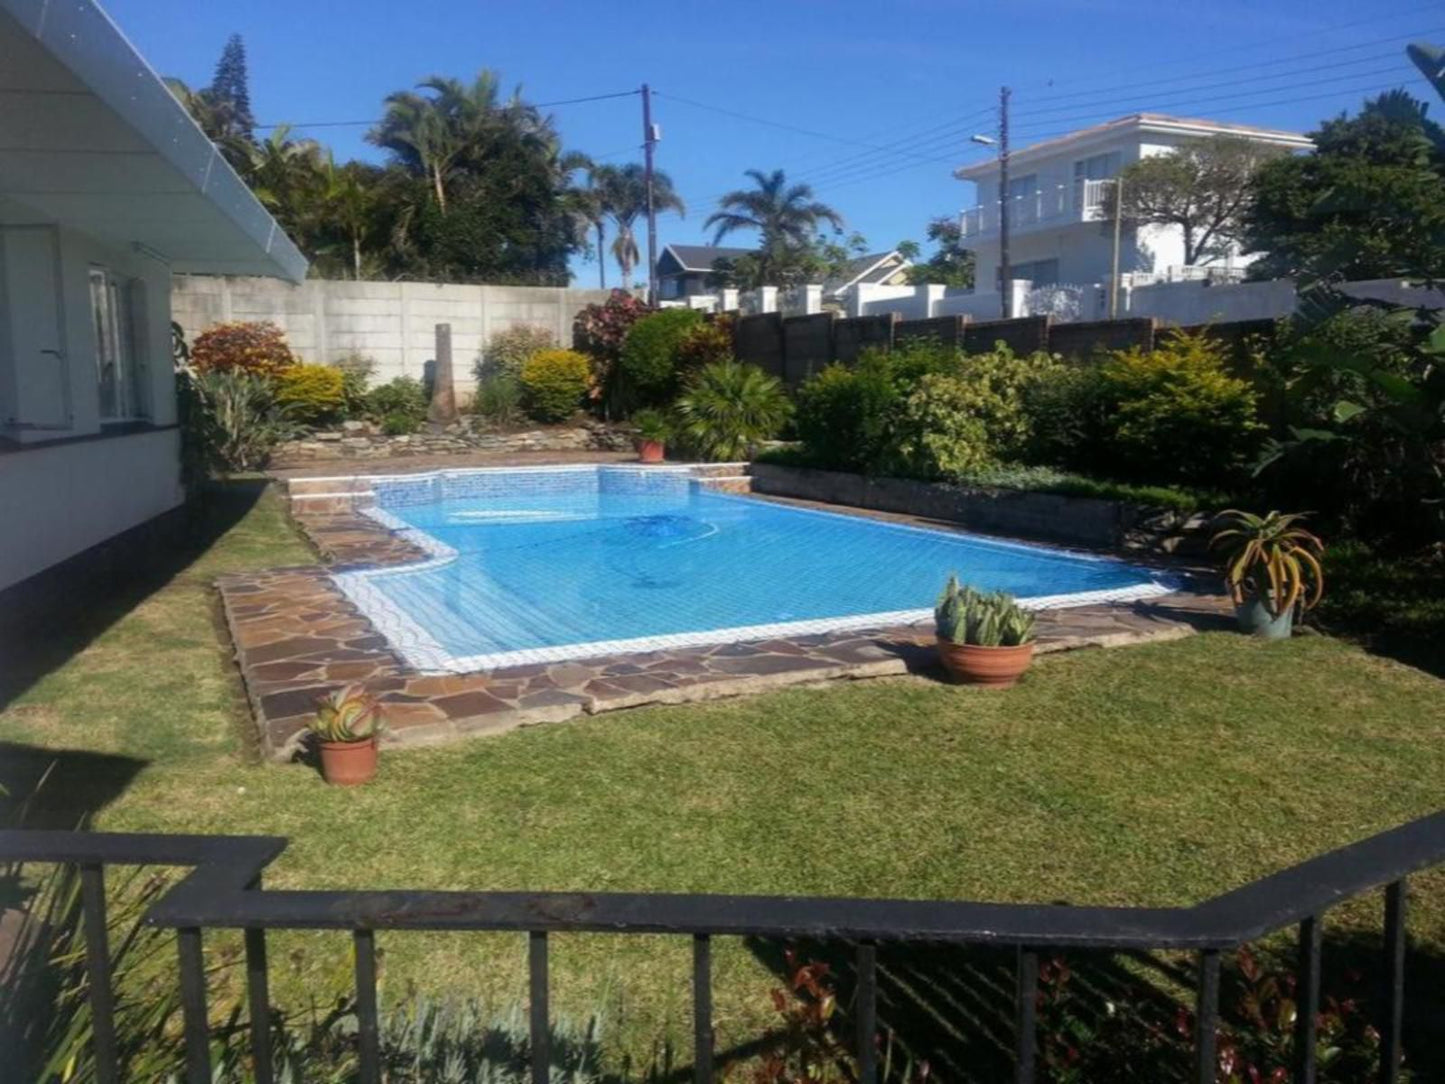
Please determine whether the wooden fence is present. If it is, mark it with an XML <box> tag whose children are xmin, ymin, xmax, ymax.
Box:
<box><xmin>729</xmin><ymin>310</ymin><xmax>1277</xmax><ymax>386</ymax></box>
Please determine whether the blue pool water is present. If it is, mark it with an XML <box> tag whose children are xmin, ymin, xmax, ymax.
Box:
<box><xmin>333</xmin><ymin>467</ymin><xmax>1169</xmax><ymax>671</ymax></box>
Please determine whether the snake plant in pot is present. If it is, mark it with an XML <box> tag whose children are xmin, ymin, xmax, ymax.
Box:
<box><xmin>1210</xmin><ymin>510</ymin><xmax>1325</xmax><ymax>639</ymax></box>
<box><xmin>307</xmin><ymin>684</ymin><xmax>385</xmax><ymax>785</ymax></box>
<box><xmin>934</xmin><ymin>576</ymin><xmax>1037</xmax><ymax>686</ymax></box>
<box><xmin>631</xmin><ymin>408</ymin><xmax>672</xmax><ymax>463</ymax></box>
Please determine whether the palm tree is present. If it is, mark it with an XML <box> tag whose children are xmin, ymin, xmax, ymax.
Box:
<box><xmin>316</xmin><ymin>156</ymin><xmax>385</xmax><ymax>280</ymax></box>
<box><xmin>596</xmin><ymin>163</ymin><xmax>685</xmax><ymax>289</ymax></box>
<box><xmin>164</xmin><ymin>77</ymin><xmax>252</xmax><ymax>170</ymax></box>
<box><xmin>704</xmin><ymin>168</ymin><xmax>844</xmax><ymax>253</ymax></box>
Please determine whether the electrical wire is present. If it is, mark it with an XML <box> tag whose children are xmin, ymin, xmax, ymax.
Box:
<box><xmin>255</xmin><ymin>88</ymin><xmax>640</xmax><ymax>131</ymax></box>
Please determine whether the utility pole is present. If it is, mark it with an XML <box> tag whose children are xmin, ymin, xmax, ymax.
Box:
<box><xmin>998</xmin><ymin>84</ymin><xmax>1012</xmax><ymax>319</ymax></box>
<box><xmin>641</xmin><ymin>83</ymin><xmax>660</xmax><ymax>306</ymax></box>
<box><xmin>1108</xmin><ymin>176</ymin><xmax>1124</xmax><ymax>320</ymax></box>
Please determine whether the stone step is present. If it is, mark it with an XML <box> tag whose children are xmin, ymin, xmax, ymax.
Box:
<box><xmin>687</xmin><ymin>461</ymin><xmax>751</xmax><ymax>478</ymax></box>
<box><xmin>697</xmin><ymin>475</ymin><xmax>753</xmax><ymax>494</ymax></box>
<box><xmin>287</xmin><ymin>476</ymin><xmax>374</xmax><ymax>496</ymax></box>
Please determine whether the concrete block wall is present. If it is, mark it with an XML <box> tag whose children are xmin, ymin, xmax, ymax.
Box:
<box><xmin>172</xmin><ymin>276</ymin><xmax>614</xmax><ymax>393</ymax></box>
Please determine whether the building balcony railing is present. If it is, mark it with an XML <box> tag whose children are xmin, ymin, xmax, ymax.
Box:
<box><xmin>1</xmin><ymin>811</ymin><xmax>1440</xmax><ymax>1084</ymax></box>
<box><xmin>960</xmin><ymin>178</ymin><xmax>1113</xmax><ymax>240</ymax></box>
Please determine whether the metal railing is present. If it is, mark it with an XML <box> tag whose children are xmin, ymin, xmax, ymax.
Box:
<box><xmin>958</xmin><ymin>180</ymin><xmax>1112</xmax><ymax>239</ymax></box>
<box><xmin>2</xmin><ymin>812</ymin><xmax>1442</xmax><ymax>1084</ymax></box>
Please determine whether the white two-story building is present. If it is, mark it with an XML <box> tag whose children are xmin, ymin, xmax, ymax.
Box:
<box><xmin>955</xmin><ymin>113</ymin><xmax>1312</xmax><ymax>293</ymax></box>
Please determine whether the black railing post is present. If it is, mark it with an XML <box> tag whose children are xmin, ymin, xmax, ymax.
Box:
<box><xmin>1296</xmin><ymin>915</ymin><xmax>1321</xmax><ymax>1084</ymax></box>
<box><xmin>693</xmin><ymin>934</ymin><xmax>714</xmax><ymax>1084</ymax></box>
<box><xmin>78</xmin><ymin>863</ymin><xmax>120</xmax><ymax>1084</ymax></box>
<box><xmin>1015</xmin><ymin>948</ymin><xmax>1038</xmax><ymax>1084</ymax></box>
<box><xmin>244</xmin><ymin>874</ymin><xmax>274</xmax><ymax>1084</ymax></box>
<box><xmin>176</xmin><ymin>927</ymin><xmax>211</xmax><ymax>1084</ymax></box>
<box><xmin>529</xmin><ymin>931</ymin><xmax>550</xmax><ymax>1084</ymax></box>
<box><xmin>1381</xmin><ymin>880</ymin><xmax>1407</xmax><ymax>1084</ymax></box>
<box><xmin>354</xmin><ymin>930</ymin><xmax>380</xmax><ymax>1084</ymax></box>
<box><xmin>856</xmin><ymin>942</ymin><xmax>878</xmax><ymax>1084</ymax></box>
<box><xmin>1194</xmin><ymin>949</ymin><xmax>1221</xmax><ymax>1084</ymax></box>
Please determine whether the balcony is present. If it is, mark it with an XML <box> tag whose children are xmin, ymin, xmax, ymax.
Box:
<box><xmin>960</xmin><ymin>178</ymin><xmax>1112</xmax><ymax>240</ymax></box>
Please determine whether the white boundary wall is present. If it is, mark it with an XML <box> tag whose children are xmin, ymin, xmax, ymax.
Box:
<box><xmin>171</xmin><ymin>277</ymin><xmax>615</xmax><ymax>392</ymax></box>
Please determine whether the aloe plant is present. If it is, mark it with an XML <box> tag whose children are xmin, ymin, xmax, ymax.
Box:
<box><xmin>934</xmin><ymin>576</ymin><xmax>1036</xmax><ymax>647</ymax></box>
<box><xmin>308</xmin><ymin>684</ymin><xmax>384</xmax><ymax>743</ymax></box>
<box><xmin>1211</xmin><ymin>510</ymin><xmax>1325</xmax><ymax>618</ymax></box>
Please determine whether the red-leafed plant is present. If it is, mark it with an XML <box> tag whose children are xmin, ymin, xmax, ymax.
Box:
<box><xmin>190</xmin><ymin>320</ymin><xmax>297</xmax><ymax>376</ymax></box>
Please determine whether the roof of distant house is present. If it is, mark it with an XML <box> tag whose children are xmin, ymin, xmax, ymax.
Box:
<box><xmin>954</xmin><ymin>112</ymin><xmax>1313</xmax><ymax>180</ymax></box>
<box><xmin>659</xmin><ymin>244</ymin><xmax>756</xmax><ymax>273</ymax></box>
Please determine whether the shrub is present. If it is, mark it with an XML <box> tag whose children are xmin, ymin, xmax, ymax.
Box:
<box><xmin>477</xmin><ymin>324</ymin><xmax>557</xmax><ymax>381</ymax></box>
<box><xmin>895</xmin><ymin>346</ymin><xmax>1064</xmax><ymax>478</ymax></box>
<box><xmin>793</xmin><ymin>355</ymin><xmax>902</xmax><ymax>473</ymax></box>
<box><xmin>189</xmin><ymin>321</ymin><xmax>296</xmax><ymax>376</ymax></box>
<box><xmin>365</xmin><ymin>376</ymin><xmax>428</xmax><ymax>434</ymax></box>
<box><xmin>333</xmin><ymin>352</ymin><xmax>375</xmax><ymax>417</ymax></box>
<box><xmin>675</xmin><ymin>316</ymin><xmax>736</xmax><ymax>377</ymax></box>
<box><xmin>186</xmin><ymin>369</ymin><xmax>296</xmax><ymax>471</ymax></box>
<box><xmin>674</xmin><ymin>361</ymin><xmax>792</xmax><ymax>460</ymax></box>
<box><xmin>274</xmin><ymin>363</ymin><xmax>347</xmax><ymax>425</ymax></box>
<box><xmin>472</xmin><ymin>374</ymin><xmax>524</xmax><ymax>426</ymax></box>
<box><xmin>618</xmin><ymin>308</ymin><xmax>703</xmax><ymax>406</ymax></box>
<box><xmin>519</xmin><ymin>349</ymin><xmax>592</xmax><ymax>423</ymax></box>
<box><xmin>573</xmin><ymin>290</ymin><xmax>651</xmax><ymax>362</ymax></box>
<box><xmin>1095</xmin><ymin>329</ymin><xmax>1263</xmax><ymax>485</ymax></box>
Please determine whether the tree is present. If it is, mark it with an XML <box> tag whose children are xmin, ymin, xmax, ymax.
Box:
<box><xmin>1094</xmin><ymin>135</ymin><xmax>1284</xmax><ymax>267</ymax></box>
<box><xmin>903</xmin><ymin>217</ymin><xmax>976</xmax><ymax>287</ymax></box>
<box><xmin>1242</xmin><ymin>91</ymin><xmax>1445</xmax><ymax>281</ymax></box>
<box><xmin>584</xmin><ymin>163</ymin><xmax>684</xmax><ymax>289</ymax></box>
<box><xmin>704</xmin><ymin>170</ymin><xmax>844</xmax><ymax>285</ymax></box>
<box><xmin>209</xmin><ymin>34</ymin><xmax>255</xmax><ymax>143</ymax></box>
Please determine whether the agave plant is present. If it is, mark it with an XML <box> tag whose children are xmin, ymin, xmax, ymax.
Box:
<box><xmin>934</xmin><ymin>576</ymin><xmax>1036</xmax><ymax>647</ymax></box>
<box><xmin>1211</xmin><ymin>510</ymin><xmax>1325</xmax><ymax>617</ymax></box>
<box><xmin>308</xmin><ymin>685</ymin><xmax>384</xmax><ymax>743</ymax></box>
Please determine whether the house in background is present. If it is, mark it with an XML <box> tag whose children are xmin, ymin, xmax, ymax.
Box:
<box><xmin>656</xmin><ymin>244</ymin><xmax>753</xmax><ymax>300</ymax></box>
<box><xmin>823</xmin><ymin>249</ymin><xmax>913</xmax><ymax>303</ymax></box>
<box><xmin>0</xmin><ymin>0</ymin><xmax>304</xmax><ymax>595</ymax></box>
<box><xmin>954</xmin><ymin>114</ymin><xmax>1312</xmax><ymax>292</ymax></box>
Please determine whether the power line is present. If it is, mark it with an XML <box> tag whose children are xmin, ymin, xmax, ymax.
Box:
<box><xmin>254</xmin><ymin>88</ymin><xmax>640</xmax><ymax>131</ymax></box>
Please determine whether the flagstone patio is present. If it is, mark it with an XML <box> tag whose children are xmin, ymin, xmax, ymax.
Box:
<box><xmin>218</xmin><ymin>476</ymin><xmax>1231</xmax><ymax>760</ymax></box>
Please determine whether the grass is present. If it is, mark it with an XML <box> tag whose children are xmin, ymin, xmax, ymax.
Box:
<box><xmin>3</xmin><ymin>484</ymin><xmax>1444</xmax><ymax>1073</ymax></box>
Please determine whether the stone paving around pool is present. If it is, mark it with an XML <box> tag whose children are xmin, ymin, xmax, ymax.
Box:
<box><xmin>221</xmin><ymin>465</ymin><xmax>1232</xmax><ymax>760</ymax></box>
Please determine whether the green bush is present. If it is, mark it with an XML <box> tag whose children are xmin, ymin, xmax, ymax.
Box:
<box><xmin>274</xmin><ymin>363</ymin><xmax>347</xmax><ymax>425</ymax></box>
<box><xmin>365</xmin><ymin>376</ymin><xmax>428</xmax><ymax>434</ymax></box>
<box><xmin>675</xmin><ymin>316</ymin><xmax>736</xmax><ymax>377</ymax></box>
<box><xmin>472</xmin><ymin>373</ymin><xmax>524</xmax><ymax>426</ymax></box>
<box><xmin>477</xmin><ymin>324</ymin><xmax>556</xmax><ymax>381</ymax></box>
<box><xmin>793</xmin><ymin>354</ymin><xmax>902</xmax><ymax>473</ymax></box>
<box><xmin>618</xmin><ymin>308</ymin><xmax>703</xmax><ymax>406</ymax></box>
<box><xmin>185</xmin><ymin>369</ymin><xmax>297</xmax><ymax>471</ymax></box>
<box><xmin>520</xmin><ymin>349</ymin><xmax>592</xmax><ymax>423</ymax></box>
<box><xmin>333</xmin><ymin>352</ymin><xmax>375</xmax><ymax>417</ymax></box>
<box><xmin>1094</xmin><ymin>329</ymin><xmax>1263</xmax><ymax>485</ymax></box>
<box><xmin>674</xmin><ymin>361</ymin><xmax>792</xmax><ymax>460</ymax></box>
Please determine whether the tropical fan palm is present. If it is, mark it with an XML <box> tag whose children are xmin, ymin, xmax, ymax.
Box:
<box><xmin>590</xmin><ymin>163</ymin><xmax>685</xmax><ymax>288</ymax></box>
<box><xmin>1211</xmin><ymin>510</ymin><xmax>1326</xmax><ymax>617</ymax></box>
<box><xmin>674</xmin><ymin>361</ymin><xmax>792</xmax><ymax>460</ymax></box>
<box><xmin>704</xmin><ymin>169</ymin><xmax>844</xmax><ymax>250</ymax></box>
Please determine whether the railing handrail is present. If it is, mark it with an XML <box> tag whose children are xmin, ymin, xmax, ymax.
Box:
<box><xmin>4</xmin><ymin>810</ymin><xmax>1442</xmax><ymax>949</ymax></box>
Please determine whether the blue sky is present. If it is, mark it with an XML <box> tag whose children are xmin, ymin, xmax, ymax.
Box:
<box><xmin>106</xmin><ymin>0</ymin><xmax>1440</xmax><ymax>284</ymax></box>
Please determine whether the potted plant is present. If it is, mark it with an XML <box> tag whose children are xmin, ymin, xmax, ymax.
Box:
<box><xmin>307</xmin><ymin>684</ymin><xmax>385</xmax><ymax>785</ymax></box>
<box><xmin>934</xmin><ymin>576</ymin><xmax>1037</xmax><ymax>687</ymax></box>
<box><xmin>1210</xmin><ymin>510</ymin><xmax>1324</xmax><ymax>639</ymax></box>
<box><xmin>631</xmin><ymin>408</ymin><xmax>672</xmax><ymax>463</ymax></box>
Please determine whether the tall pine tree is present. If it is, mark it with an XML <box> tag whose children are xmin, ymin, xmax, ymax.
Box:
<box><xmin>209</xmin><ymin>34</ymin><xmax>255</xmax><ymax>142</ymax></box>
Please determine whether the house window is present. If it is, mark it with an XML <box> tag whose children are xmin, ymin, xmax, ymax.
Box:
<box><xmin>89</xmin><ymin>267</ymin><xmax>145</xmax><ymax>420</ymax></box>
<box><xmin>1007</xmin><ymin>173</ymin><xmax>1038</xmax><ymax>200</ymax></box>
<box><xmin>1011</xmin><ymin>258</ymin><xmax>1060</xmax><ymax>286</ymax></box>
<box><xmin>1073</xmin><ymin>152</ymin><xmax>1121</xmax><ymax>181</ymax></box>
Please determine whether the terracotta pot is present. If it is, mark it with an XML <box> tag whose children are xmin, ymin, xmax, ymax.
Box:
<box><xmin>936</xmin><ymin>638</ymin><xmax>1035</xmax><ymax>688</ymax></box>
<box><xmin>638</xmin><ymin>439</ymin><xmax>666</xmax><ymax>464</ymax></box>
<box><xmin>318</xmin><ymin>738</ymin><xmax>378</xmax><ymax>786</ymax></box>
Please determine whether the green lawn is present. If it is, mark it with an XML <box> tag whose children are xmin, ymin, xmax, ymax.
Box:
<box><xmin>3</xmin><ymin>483</ymin><xmax>1444</xmax><ymax>1074</ymax></box>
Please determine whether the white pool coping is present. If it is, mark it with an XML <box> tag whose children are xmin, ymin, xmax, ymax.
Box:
<box><xmin>328</xmin><ymin>466</ymin><xmax>1180</xmax><ymax>674</ymax></box>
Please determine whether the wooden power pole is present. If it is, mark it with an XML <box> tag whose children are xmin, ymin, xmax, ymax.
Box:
<box><xmin>642</xmin><ymin>84</ymin><xmax>660</xmax><ymax>306</ymax></box>
<box><xmin>998</xmin><ymin>85</ymin><xmax>1012</xmax><ymax>319</ymax></box>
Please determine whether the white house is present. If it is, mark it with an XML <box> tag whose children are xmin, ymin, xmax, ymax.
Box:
<box><xmin>954</xmin><ymin>113</ymin><xmax>1312</xmax><ymax>293</ymax></box>
<box><xmin>0</xmin><ymin>0</ymin><xmax>305</xmax><ymax>594</ymax></box>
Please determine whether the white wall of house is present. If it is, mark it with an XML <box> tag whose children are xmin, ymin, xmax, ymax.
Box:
<box><xmin>172</xmin><ymin>277</ymin><xmax>614</xmax><ymax>394</ymax></box>
<box><xmin>0</xmin><ymin>219</ymin><xmax>182</xmax><ymax>592</ymax></box>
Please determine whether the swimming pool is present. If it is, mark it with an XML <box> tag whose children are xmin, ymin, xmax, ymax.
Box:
<box><xmin>332</xmin><ymin>466</ymin><xmax>1174</xmax><ymax>672</ymax></box>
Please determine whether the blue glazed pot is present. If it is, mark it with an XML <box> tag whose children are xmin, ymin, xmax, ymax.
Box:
<box><xmin>1234</xmin><ymin>597</ymin><xmax>1295</xmax><ymax>640</ymax></box>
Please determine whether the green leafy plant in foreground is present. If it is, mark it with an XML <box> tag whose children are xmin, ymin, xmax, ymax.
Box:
<box><xmin>934</xmin><ymin>576</ymin><xmax>1036</xmax><ymax>647</ymax></box>
<box><xmin>629</xmin><ymin>407</ymin><xmax>673</xmax><ymax>443</ymax></box>
<box><xmin>673</xmin><ymin>360</ymin><xmax>791</xmax><ymax>461</ymax></box>
<box><xmin>307</xmin><ymin>685</ymin><xmax>385</xmax><ymax>743</ymax></box>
